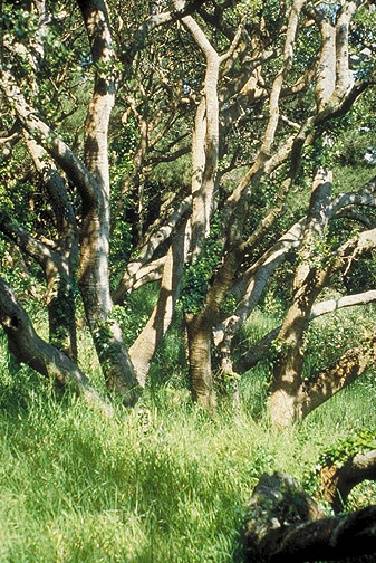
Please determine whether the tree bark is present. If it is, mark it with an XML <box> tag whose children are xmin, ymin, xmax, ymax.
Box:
<box><xmin>45</xmin><ymin>258</ymin><xmax>77</xmax><ymax>359</ymax></box>
<box><xmin>315</xmin><ymin>17</ymin><xmax>336</xmax><ymax>111</ymax></box>
<box><xmin>0</xmin><ymin>212</ymin><xmax>78</xmax><ymax>360</ymax></box>
<box><xmin>129</xmin><ymin>222</ymin><xmax>186</xmax><ymax>385</ymax></box>
<box><xmin>299</xmin><ymin>336</ymin><xmax>376</xmax><ymax>420</ymax></box>
<box><xmin>76</xmin><ymin>0</ymin><xmax>141</xmax><ymax>403</ymax></box>
<box><xmin>179</xmin><ymin>8</ymin><xmax>220</xmax><ymax>257</ymax></box>
<box><xmin>237</xmin><ymin>289</ymin><xmax>376</xmax><ymax>373</ymax></box>
<box><xmin>186</xmin><ymin>313</ymin><xmax>216</xmax><ymax>410</ymax></box>
<box><xmin>25</xmin><ymin>135</ymin><xmax>79</xmax><ymax>359</ymax></box>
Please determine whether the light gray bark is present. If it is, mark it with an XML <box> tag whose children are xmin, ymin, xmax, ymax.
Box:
<box><xmin>113</xmin><ymin>196</ymin><xmax>191</xmax><ymax>304</ymax></box>
<box><xmin>270</xmin><ymin>169</ymin><xmax>333</xmax><ymax>427</ymax></box>
<box><xmin>75</xmin><ymin>0</ymin><xmax>141</xmax><ymax>403</ymax></box>
<box><xmin>180</xmin><ymin>10</ymin><xmax>220</xmax><ymax>256</ymax></box>
<box><xmin>238</xmin><ymin>290</ymin><xmax>376</xmax><ymax>373</ymax></box>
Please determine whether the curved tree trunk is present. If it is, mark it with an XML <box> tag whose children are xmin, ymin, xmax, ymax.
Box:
<box><xmin>270</xmin><ymin>227</ymin><xmax>376</xmax><ymax>425</ymax></box>
<box><xmin>0</xmin><ymin>278</ymin><xmax>112</xmax><ymax>416</ymax></box>
<box><xmin>320</xmin><ymin>449</ymin><xmax>376</xmax><ymax>513</ymax></box>
<box><xmin>180</xmin><ymin>12</ymin><xmax>220</xmax><ymax>257</ymax></box>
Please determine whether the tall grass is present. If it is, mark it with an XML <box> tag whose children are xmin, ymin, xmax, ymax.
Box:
<box><xmin>0</xmin><ymin>304</ymin><xmax>375</xmax><ymax>562</ymax></box>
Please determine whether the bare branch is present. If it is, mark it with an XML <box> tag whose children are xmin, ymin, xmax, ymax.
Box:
<box><xmin>113</xmin><ymin>196</ymin><xmax>191</xmax><ymax>304</ymax></box>
<box><xmin>237</xmin><ymin>290</ymin><xmax>376</xmax><ymax>373</ymax></box>
<box><xmin>0</xmin><ymin>211</ymin><xmax>56</xmax><ymax>267</ymax></box>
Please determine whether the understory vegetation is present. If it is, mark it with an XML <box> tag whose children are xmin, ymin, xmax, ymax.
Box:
<box><xmin>0</xmin><ymin>297</ymin><xmax>375</xmax><ymax>562</ymax></box>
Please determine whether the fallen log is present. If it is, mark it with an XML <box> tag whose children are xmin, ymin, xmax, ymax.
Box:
<box><xmin>244</xmin><ymin>472</ymin><xmax>376</xmax><ymax>562</ymax></box>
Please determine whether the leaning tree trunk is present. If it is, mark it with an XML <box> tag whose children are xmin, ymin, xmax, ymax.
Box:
<box><xmin>0</xmin><ymin>208</ymin><xmax>78</xmax><ymax>362</ymax></box>
<box><xmin>270</xmin><ymin>228</ymin><xmax>376</xmax><ymax>426</ymax></box>
<box><xmin>0</xmin><ymin>277</ymin><xmax>112</xmax><ymax>416</ymax></box>
<box><xmin>129</xmin><ymin>222</ymin><xmax>186</xmax><ymax>385</ymax></box>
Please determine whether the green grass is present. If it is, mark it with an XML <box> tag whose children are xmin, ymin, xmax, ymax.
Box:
<box><xmin>0</xmin><ymin>316</ymin><xmax>375</xmax><ymax>562</ymax></box>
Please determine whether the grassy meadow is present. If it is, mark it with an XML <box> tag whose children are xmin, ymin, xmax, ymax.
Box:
<box><xmin>0</xmin><ymin>303</ymin><xmax>375</xmax><ymax>562</ymax></box>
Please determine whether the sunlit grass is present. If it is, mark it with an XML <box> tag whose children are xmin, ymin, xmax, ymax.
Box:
<box><xmin>0</xmin><ymin>311</ymin><xmax>375</xmax><ymax>562</ymax></box>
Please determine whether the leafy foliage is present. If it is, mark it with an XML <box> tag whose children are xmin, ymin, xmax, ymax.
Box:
<box><xmin>181</xmin><ymin>213</ymin><xmax>224</xmax><ymax>314</ymax></box>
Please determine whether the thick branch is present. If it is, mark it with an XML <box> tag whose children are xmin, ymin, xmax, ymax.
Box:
<box><xmin>238</xmin><ymin>290</ymin><xmax>376</xmax><ymax>372</ymax></box>
<box><xmin>0</xmin><ymin>212</ymin><xmax>55</xmax><ymax>268</ymax></box>
<box><xmin>113</xmin><ymin>196</ymin><xmax>191</xmax><ymax>304</ymax></box>
<box><xmin>299</xmin><ymin>335</ymin><xmax>376</xmax><ymax>419</ymax></box>
<box><xmin>0</xmin><ymin>70</ymin><xmax>96</xmax><ymax>202</ymax></box>
<box><xmin>125</xmin><ymin>0</ymin><xmax>207</xmax><ymax>62</ymax></box>
<box><xmin>179</xmin><ymin>7</ymin><xmax>220</xmax><ymax>255</ymax></box>
<box><xmin>24</xmin><ymin>134</ymin><xmax>78</xmax><ymax>248</ymax></box>
<box><xmin>228</xmin><ymin>0</ymin><xmax>306</xmax><ymax>212</ymax></box>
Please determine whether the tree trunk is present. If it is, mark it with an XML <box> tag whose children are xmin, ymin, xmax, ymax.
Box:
<box><xmin>316</xmin><ymin>18</ymin><xmax>336</xmax><ymax>111</ymax></box>
<box><xmin>129</xmin><ymin>222</ymin><xmax>186</xmax><ymax>385</ymax></box>
<box><xmin>269</xmin><ymin>267</ymin><xmax>328</xmax><ymax>427</ymax></box>
<box><xmin>270</xmin><ymin>170</ymin><xmax>332</xmax><ymax>426</ymax></box>
<box><xmin>180</xmin><ymin>13</ymin><xmax>220</xmax><ymax>257</ymax></box>
<box><xmin>0</xmin><ymin>277</ymin><xmax>112</xmax><ymax>416</ymax></box>
<box><xmin>76</xmin><ymin>0</ymin><xmax>141</xmax><ymax>404</ymax></box>
<box><xmin>186</xmin><ymin>313</ymin><xmax>216</xmax><ymax>410</ymax></box>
